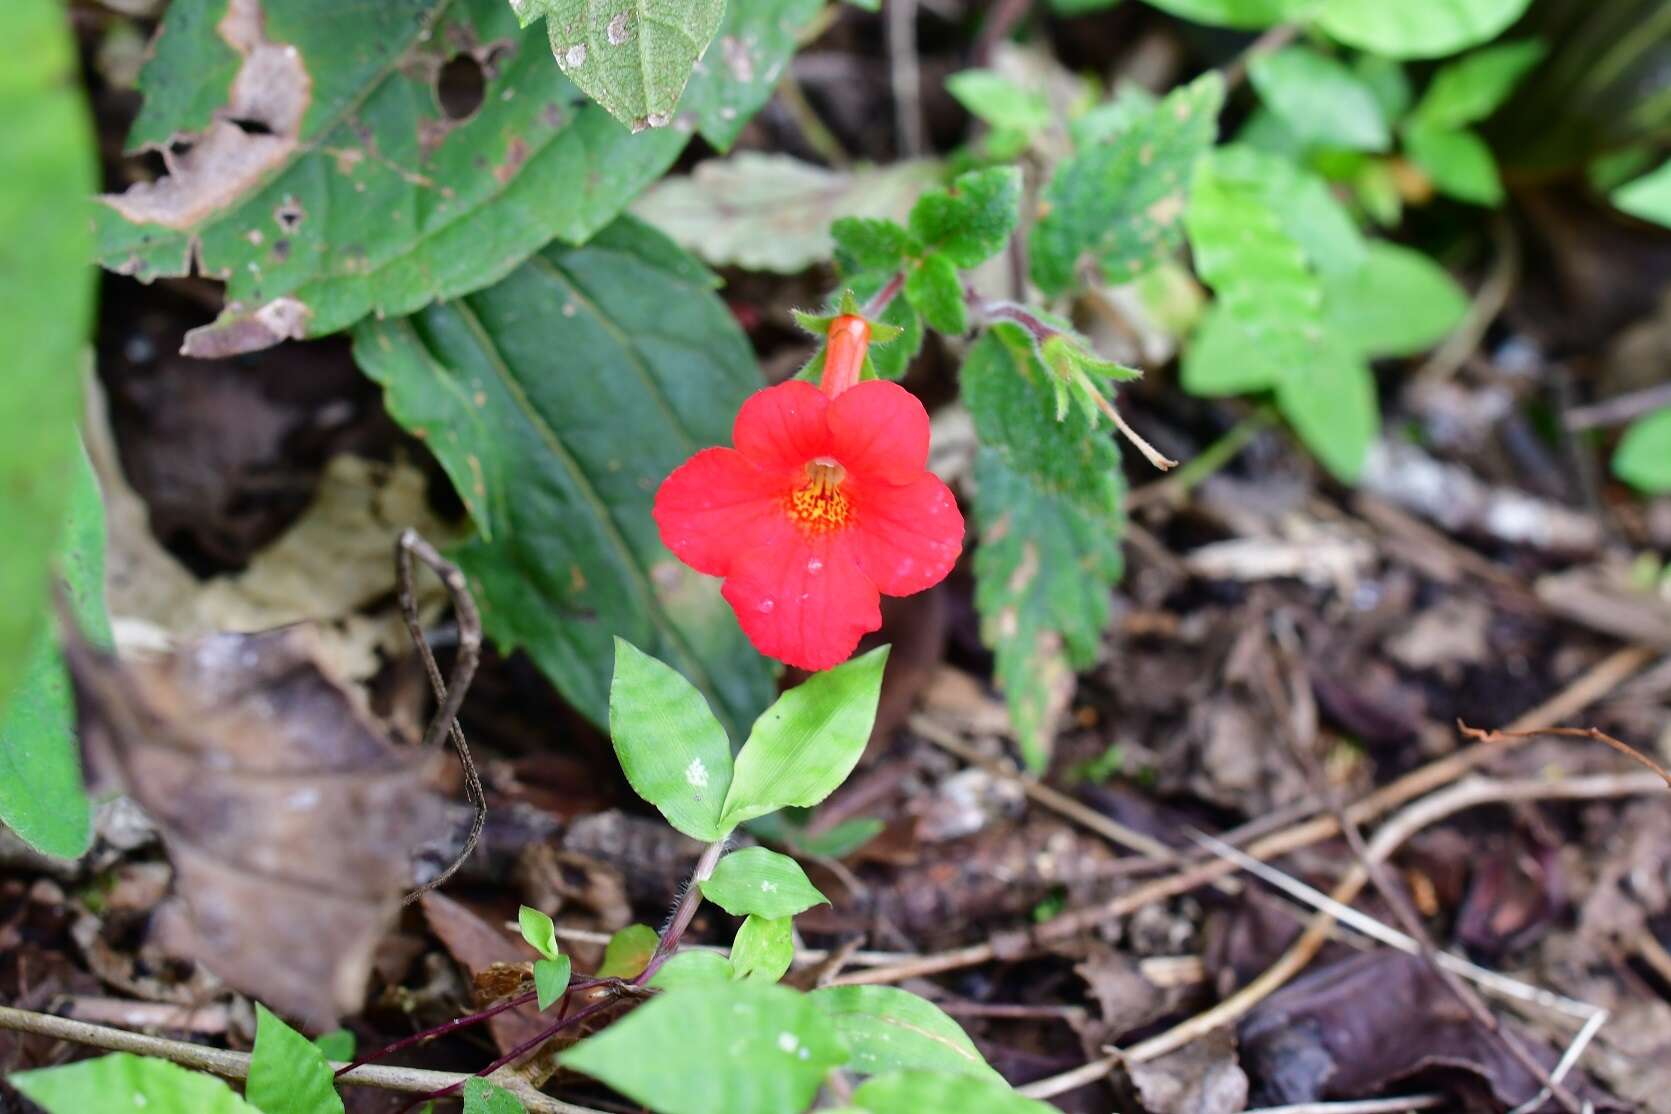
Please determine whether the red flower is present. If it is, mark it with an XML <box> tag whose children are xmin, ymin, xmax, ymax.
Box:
<box><xmin>653</xmin><ymin>316</ymin><xmax>963</xmax><ymax>671</ymax></box>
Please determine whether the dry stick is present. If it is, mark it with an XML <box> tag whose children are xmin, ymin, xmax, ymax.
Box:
<box><xmin>834</xmin><ymin>644</ymin><xmax>1656</xmax><ymax>988</ymax></box>
<box><xmin>1242</xmin><ymin>1096</ymin><xmax>1446</xmax><ymax>1114</ymax></box>
<box><xmin>1564</xmin><ymin>380</ymin><xmax>1671</xmax><ymax>431</ymax></box>
<box><xmin>1459</xmin><ymin>722</ymin><xmax>1671</xmax><ymax>789</ymax></box>
<box><xmin>0</xmin><ymin>1005</ymin><xmax>602</xmax><ymax>1114</ymax></box>
<box><xmin>395</xmin><ymin>528</ymin><xmax>487</xmax><ymax>903</ymax></box>
<box><xmin>887</xmin><ymin>0</ymin><xmax>925</xmax><ymax>158</ymax></box>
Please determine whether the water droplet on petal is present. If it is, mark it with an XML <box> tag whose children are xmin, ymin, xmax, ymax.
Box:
<box><xmin>757</xmin><ymin>599</ymin><xmax>775</xmax><ymax>614</ymax></box>
<box><xmin>806</xmin><ymin>557</ymin><xmax>823</xmax><ymax>573</ymax></box>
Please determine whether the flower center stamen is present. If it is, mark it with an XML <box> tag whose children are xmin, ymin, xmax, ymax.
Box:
<box><xmin>787</xmin><ymin>459</ymin><xmax>851</xmax><ymax>534</ymax></box>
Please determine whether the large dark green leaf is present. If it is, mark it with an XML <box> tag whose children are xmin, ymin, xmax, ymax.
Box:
<box><xmin>98</xmin><ymin>0</ymin><xmax>814</xmax><ymax>355</ymax></box>
<box><xmin>353</xmin><ymin>217</ymin><xmax>773</xmax><ymax>739</ymax></box>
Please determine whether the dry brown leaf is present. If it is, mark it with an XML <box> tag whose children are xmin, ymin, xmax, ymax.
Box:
<box><xmin>419</xmin><ymin>891</ymin><xmax>547</xmax><ymax>1056</ymax></box>
<box><xmin>67</xmin><ymin>624</ymin><xmax>448</xmax><ymax>1031</ymax></box>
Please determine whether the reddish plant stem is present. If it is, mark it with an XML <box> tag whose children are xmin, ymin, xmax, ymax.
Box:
<box><xmin>637</xmin><ymin>840</ymin><xmax>728</xmax><ymax>986</ymax></box>
<box><xmin>861</xmin><ymin>271</ymin><xmax>907</xmax><ymax>319</ymax></box>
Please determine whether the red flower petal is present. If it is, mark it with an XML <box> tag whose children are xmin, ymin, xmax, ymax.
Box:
<box><xmin>732</xmin><ymin>380</ymin><xmax>832</xmax><ymax>474</ymax></box>
<box><xmin>827</xmin><ymin>380</ymin><xmax>930</xmax><ymax>484</ymax></box>
<box><xmin>652</xmin><ymin>447</ymin><xmax>786</xmax><ymax>578</ymax></box>
<box><xmin>721</xmin><ymin>524</ymin><xmax>881</xmax><ymax>671</ymax></box>
<box><xmin>850</xmin><ymin>472</ymin><xmax>965</xmax><ymax>596</ymax></box>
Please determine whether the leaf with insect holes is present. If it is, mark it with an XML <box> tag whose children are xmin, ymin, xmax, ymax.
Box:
<box><xmin>0</xmin><ymin>0</ymin><xmax>94</xmax><ymax>723</ymax></box>
<box><xmin>851</xmin><ymin>1071</ymin><xmax>1057</xmax><ymax>1114</ymax></box>
<box><xmin>561</xmin><ymin>982</ymin><xmax>846</xmax><ymax>1114</ymax></box>
<box><xmin>719</xmin><ymin>647</ymin><xmax>888</xmax><ymax>828</ymax></box>
<box><xmin>518</xmin><ymin>905</ymin><xmax>560</xmax><ymax>961</ymax></box>
<box><xmin>729</xmin><ymin>914</ymin><xmax>794</xmax><ymax>983</ymax></box>
<box><xmin>908</xmin><ymin>167</ymin><xmax>1022</xmax><ymax>268</ymax></box>
<box><xmin>1317</xmin><ymin>0</ymin><xmax>1534</xmax><ymax>60</ymax></box>
<box><xmin>904</xmin><ymin>252</ymin><xmax>968</xmax><ymax>335</ymax></box>
<box><xmin>534</xmin><ymin>955</ymin><xmax>572</xmax><ymax>1011</ymax></box>
<box><xmin>597</xmin><ymin>924</ymin><xmax>660</xmax><ymax>979</ymax></box>
<box><xmin>11</xmin><ymin>1054</ymin><xmax>259</xmax><ymax>1114</ymax></box>
<box><xmin>463</xmin><ymin>1078</ymin><xmax>528</xmax><ymax>1113</ymax></box>
<box><xmin>700</xmin><ymin>847</ymin><xmax>829</xmax><ymax>919</ymax></box>
<box><xmin>1250</xmin><ymin>46</ymin><xmax>1390</xmax><ymax>152</ymax></box>
<box><xmin>246</xmin><ymin>1005</ymin><xmax>344</xmax><ymax>1114</ymax></box>
<box><xmin>811</xmin><ymin>986</ymin><xmax>1003</xmax><ymax>1083</ymax></box>
<box><xmin>964</xmin><ymin>327</ymin><xmax>1124</xmax><ymax>770</ymax></box>
<box><xmin>354</xmin><ymin>219</ymin><xmax>776</xmax><ymax>746</ymax></box>
<box><xmin>99</xmin><ymin>0</ymin><xmax>813</xmax><ymax>354</ymax></box>
<box><xmin>1614</xmin><ymin>408</ymin><xmax>1671</xmax><ymax>494</ymax></box>
<box><xmin>607</xmin><ymin>639</ymin><xmax>735</xmax><ymax>841</ymax></box>
<box><xmin>1029</xmin><ymin>72</ymin><xmax>1224</xmax><ymax>294</ymax></box>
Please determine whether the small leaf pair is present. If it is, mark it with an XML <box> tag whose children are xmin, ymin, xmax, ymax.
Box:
<box><xmin>516</xmin><ymin>906</ymin><xmax>574</xmax><ymax>1011</ymax></box>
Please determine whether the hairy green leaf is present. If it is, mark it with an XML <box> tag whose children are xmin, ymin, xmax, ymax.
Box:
<box><xmin>701</xmin><ymin>847</ymin><xmax>829</xmax><ymax>919</ymax></box>
<box><xmin>354</xmin><ymin>218</ymin><xmax>774</xmax><ymax>743</ymax></box>
<box><xmin>1317</xmin><ymin>0</ymin><xmax>1534</xmax><ymax>60</ymax></box>
<box><xmin>1030</xmin><ymin>72</ymin><xmax>1224</xmax><ymax>293</ymax></box>
<box><xmin>851</xmin><ymin>1071</ymin><xmax>1057</xmax><ymax>1114</ymax></box>
<box><xmin>1412</xmin><ymin>40</ymin><xmax>1545</xmax><ymax>130</ymax></box>
<box><xmin>0</xmin><ymin>0</ymin><xmax>94</xmax><ymax>716</ymax></box>
<box><xmin>247</xmin><ymin>1004</ymin><xmax>344</xmax><ymax>1114</ymax></box>
<box><xmin>608</xmin><ymin>639</ymin><xmax>735</xmax><ymax>840</ymax></box>
<box><xmin>1250</xmin><ymin>46</ymin><xmax>1390</xmax><ymax>152</ymax></box>
<box><xmin>908</xmin><ymin>166</ymin><xmax>1022</xmax><ymax>268</ymax></box>
<box><xmin>964</xmin><ymin>328</ymin><xmax>1124</xmax><ymax>769</ymax></box>
<box><xmin>729</xmin><ymin>914</ymin><xmax>795</xmax><ymax>983</ymax></box>
<box><xmin>11</xmin><ymin>1054</ymin><xmax>258</xmax><ymax>1114</ymax></box>
<box><xmin>833</xmin><ymin>217</ymin><xmax>919</xmax><ymax>275</ymax></box>
<box><xmin>720</xmin><ymin>647</ymin><xmax>888</xmax><ymax>827</ymax></box>
<box><xmin>1322</xmin><ymin>241</ymin><xmax>1468</xmax><ymax>357</ymax></box>
<box><xmin>1404</xmin><ymin>121</ymin><xmax>1503</xmax><ymax>205</ymax></box>
<box><xmin>561</xmin><ymin>982</ymin><xmax>845</xmax><ymax>1114</ymax></box>
<box><xmin>904</xmin><ymin>252</ymin><xmax>969</xmax><ymax>335</ymax></box>
<box><xmin>1614</xmin><ymin>407</ymin><xmax>1671</xmax><ymax>494</ymax></box>
<box><xmin>1613</xmin><ymin>160</ymin><xmax>1671</xmax><ymax>228</ymax></box>
<box><xmin>811</xmin><ymin>986</ymin><xmax>1002</xmax><ymax>1083</ymax></box>
<box><xmin>463</xmin><ymin>1078</ymin><xmax>528</xmax><ymax>1113</ymax></box>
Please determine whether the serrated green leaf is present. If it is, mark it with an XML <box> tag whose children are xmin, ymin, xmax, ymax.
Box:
<box><xmin>963</xmin><ymin>330</ymin><xmax>1124</xmax><ymax>770</ymax></box>
<box><xmin>1323</xmin><ymin>241</ymin><xmax>1467</xmax><ymax>358</ymax></box>
<box><xmin>353</xmin><ymin>217</ymin><xmax>774</xmax><ymax>744</ymax></box>
<box><xmin>0</xmin><ymin>447</ymin><xmax>106</xmax><ymax>859</ymax></box>
<box><xmin>701</xmin><ymin>847</ymin><xmax>829</xmax><ymax>919</ymax></box>
<box><xmin>1030</xmin><ymin>72</ymin><xmax>1224</xmax><ymax>294</ymax></box>
<box><xmin>647</xmin><ymin>948</ymin><xmax>733</xmax><ymax>989</ymax></box>
<box><xmin>1412</xmin><ymin>40</ymin><xmax>1545</xmax><ymax>130</ymax></box>
<box><xmin>1405</xmin><ymin>121</ymin><xmax>1502</xmax><ymax>205</ymax></box>
<box><xmin>519</xmin><ymin>905</ymin><xmax>561</xmax><ymax>961</ymax></box>
<box><xmin>534</xmin><ymin>955</ymin><xmax>572</xmax><ymax>1011</ymax></box>
<box><xmin>521</xmin><ymin>1</ymin><xmax>723</xmax><ymax>131</ymax></box>
<box><xmin>719</xmin><ymin>647</ymin><xmax>888</xmax><ymax>827</ymax></box>
<box><xmin>1614</xmin><ymin>408</ymin><xmax>1671</xmax><ymax>493</ymax></box>
<box><xmin>247</xmin><ymin>1004</ymin><xmax>345</xmax><ymax>1114</ymax></box>
<box><xmin>908</xmin><ymin>167</ymin><xmax>1022</xmax><ymax>268</ymax></box>
<box><xmin>1318</xmin><ymin>0</ymin><xmax>1533</xmax><ymax>59</ymax></box>
<box><xmin>463</xmin><ymin>1078</ymin><xmax>527</xmax><ymax>1114</ymax></box>
<box><xmin>1613</xmin><ymin>160</ymin><xmax>1671</xmax><ymax>229</ymax></box>
<box><xmin>1274</xmin><ymin>342</ymin><xmax>1379</xmax><ymax>482</ymax></box>
<box><xmin>833</xmin><ymin>217</ymin><xmax>920</xmax><ymax>275</ymax></box>
<box><xmin>1</xmin><ymin>0</ymin><xmax>94</xmax><ymax>720</ymax></box>
<box><xmin>561</xmin><ymin>981</ymin><xmax>845</xmax><ymax>1114</ymax></box>
<box><xmin>632</xmin><ymin>155</ymin><xmax>940</xmax><ymax>274</ymax></box>
<box><xmin>99</xmin><ymin>0</ymin><xmax>810</xmax><ymax>352</ymax></box>
<box><xmin>1250</xmin><ymin>46</ymin><xmax>1390</xmax><ymax>152</ymax></box>
<box><xmin>851</xmin><ymin>1071</ymin><xmax>1057</xmax><ymax>1114</ymax></box>
<box><xmin>11</xmin><ymin>1054</ymin><xmax>259</xmax><ymax>1114</ymax></box>
<box><xmin>608</xmin><ymin>639</ymin><xmax>735</xmax><ymax>840</ymax></box>
<box><xmin>729</xmin><ymin>914</ymin><xmax>795</xmax><ymax>983</ymax></box>
<box><xmin>1139</xmin><ymin>0</ymin><xmax>1304</xmax><ymax>28</ymax></box>
<box><xmin>904</xmin><ymin>253</ymin><xmax>969</xmax><ymax>335</ymax></box>
<box><xmin>597</xmin><ymin>923</ymin><xmax>660</xmax><ymax>979</ymax></box>
<box><xmin>811</xmin><ymin>986</ymin><xmax>1002</xmax><ymax>1083</ymax></box>
<box><xmin>946</xmin><ymin>70</ymin><xmax>1052</xmax><ymax>134</ymax></box>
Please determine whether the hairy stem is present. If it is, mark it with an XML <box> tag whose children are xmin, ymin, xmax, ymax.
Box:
<box><xmin>639</xmin><ymin>839</ymin><xmax>729</xmax><ymax>985</ymax></box>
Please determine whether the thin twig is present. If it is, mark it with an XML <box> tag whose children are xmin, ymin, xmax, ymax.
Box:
<box><xmin>887</xmin><ymin>0</ymin><xmax>925</xmax><ymax>158</ymax></box>
<box><xmin>1458</xmin><ymin>722</ymin><xmax>1671</xmax><ymax>788</ymax></box>
<box><xmin>1242</xmin><ymin>1099</ymin><xmax>1447</xmax><ymax>1114</ymax></box>
<box><xmin>1564</xmin><ymin>381</ymin><xmax>1671</xmax><ymax>431</ymax></box>
<box><xmin>776</xmin><ymin>68</ymin><xmax>851</xmax><ymax>168</ymax></box>
<box><xmin>0</xmin><ymin>1005</ymin><xmax>601</xmax><ymax>1114</ymax></box>
<box><xmin>396</xmin><ymin>529</ymin><xmax>486</xmax><ymax>903</ymax></box>
<box><xmin>1128</xmin><ymin>405</ymin><xmax>1276</xmax><ymax>509</ymax></box>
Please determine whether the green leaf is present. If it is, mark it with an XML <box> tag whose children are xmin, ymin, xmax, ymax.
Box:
<box><xmin>851</xmin><ymin>1071</ymin><xmax>1057</xmax><ymax>1114</ymax></box>
<box><xmin>1404</xmin><ymin>121</ymin><xmax>1503</xmax><ymax>205</ymax></box>
<box><xmin>833</xmin><ymin>217</ymin><xmax>919</xmax><ymax>275</ymax></box>
<box><xmin>719</xmin><ymin>647</ymin><xmax>889</xmax><ymax>828</ymax></box>
<box><xmin>811</xmin><ymin>986</ymin><xmax>1002</xmax><ymax>1083</ymax></box>
<box><xmin>534</xmin><ymin>955</ymin><xmax>573</xmax><ymax>1011</ymax></box>
<box><xmin>1411</xmin><ymin>40</ymin><xmax>1545</xmax><ymax>130</ymax></box>
<box><xmin>946</xmin><ymin>70</ymin><xmax>1052</xmax><ymax>134</ymax></box>
<box><xmin>700</xmin><ymin>847</ymin><xmax>830</xmax><ymax>919</ymax></box>
<box><xmin>1274</xmin><ymin>341</ymin><xmax>1379</xmax><ymax>482</ymax></box>
<box><xmin>1317</xmin><ymin>0</ymin><xmax>1533</xmax><ymax>60</ymax></box>
<box><xmin>1613</xmin><ymin>160</ymin><xmax>1671</xmax><ymax>229</ymax></box>
<box><xmin>1139</xmin><ymin>0</ymin><xmax>1303</xmax><ymax>28</ymax></box>
<box><xmin>518</xmin><ymin>905</ymin><xmax>561</xmax><ymax>961</ymax></box>
<box><xmin>561</xmin><ymin>981</ymin><xmax>846</xmax><ymax>1114</ymax></box>
<box><xmin>312</xmin><ymin>1031</ymin><xmax>355</xmax><ymax>1063</ymax></box>
<box><xmin>0</xmin><ymin>0</ymin><xmax>94</xmax><ymax>717</ymax></box>
<box><xmin>597</xmin><ymin>924</ymin><xmax>660</xmax><ymax>979</ymax></box>
<box><xmin>518</xmin><ymin>0</ymin><xmax>723</xmax><ymax>131</ymax></box>
<box><xmin>1030</xmin><ymin>72</ymin><xmax>1224</xmax><ymax>294</ymax></box>
<box><xmin>99</xmin><ymin>0</ymin><xmax>812</xmax><ymax>352</ymax></box>
<box><xmin>728</xmin><ymin>914</ymin><xmax>795</xmax><ymax>983</ymax></box>
<box><xmin>1206</xmin><ymin>144</ymin><xmax>1366</xmax><ymax>276</ymax></box>
<box><xmin>247</xmin><ymin>1004</ymin><xmax>345</xmax><ymax>1114</ymax></box>
<box><xmin>904</xmin><ymin>253</ymin><xmax>969</xmax><ymax>335</ymax></box>
<box><xmin>963</xmin><ymin>329</ymin><xmax>1124</xmax><ymax>770</ymax></box>
<box><xmin>1249</xmin><ymin>46</ymin><xmax>1390</xmax><ymax>152</ymax></box>
<box><xmin>353</xmin><ymin>217</ymin><xmax>774</xmax><ymax>744</ymax></box>
<box><xmin>672</xmin><ymin>0</ymin><xmax>826</xmax><ymax>152</ymax></box>
<box><xmin>646</xmin><ymin>948</ymin><xmax>734</xmax><ymax>989</ymax></box>
<box><xmin>11</xmin><ymin>1054</ymin><xmax>259</xmax><ymax>1114</ymax></box>
<box><xmin>462</xmin><ymin>1078</ymin><xmax>528</xmax><ymax>1114</ymax></box>
<box><xmin>1322</xmin><ymin>242</ymin><xmax>1468</xmax><ymax>358</ymax></box>
<box><xmin>1614</xmin><ymin>407</ymin><xmax>1671</xmax><ymax>493</ymax></box>
<box><xmin>608</xmin><ymin>639</ymin><xmax>736</xmax><ymax>841</ymax></box>
<box><xmin>1355</xmin><ymin>55</ymin><xmax>1412</xmax><ymax>121</ymax></box>
<box><xmin>908</xmin><ymin>167</ymin><xmax>1022</xmax><ymax>268</ymax></box>
<box><xmin>632</xmin><ymin>154</ymin><xmax>940</xmax><ymax>274</ymax></box>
